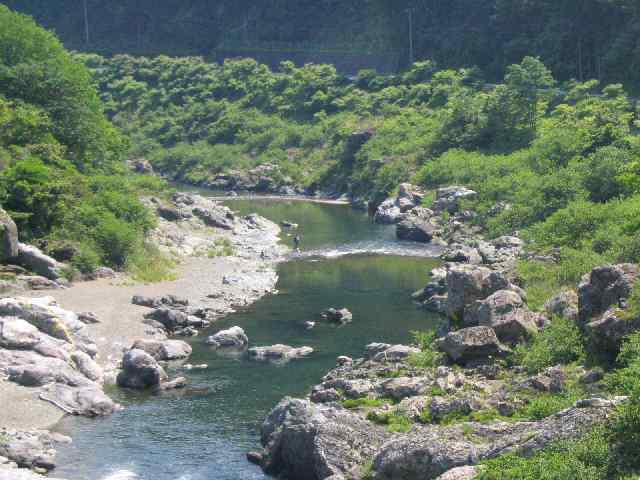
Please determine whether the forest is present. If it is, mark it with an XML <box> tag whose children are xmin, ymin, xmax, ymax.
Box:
<box><xmin>4</xmin><ymin>0</ymin><xmax>640</xmax><ymax>91</ymax></box>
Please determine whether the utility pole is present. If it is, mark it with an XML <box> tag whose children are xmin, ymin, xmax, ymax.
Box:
<box><xmin>83</xmin><ymin>0</ymin><xmax>90</xmax><ymax>44</ymax></box>
<box><xmin>406</xmin><ymin>8</ymin><xmax>414</xmax><ymax>65</ymax></box>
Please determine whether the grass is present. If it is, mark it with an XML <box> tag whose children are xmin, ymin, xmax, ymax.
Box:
<box><xmin>408</xmin><ymin>330</ymin><xmax>443</xmax><ymax>369</ymax></box>
<box><xmin>206</xmin><ymin>238</ymin><xmax>236</xmax><ymax>257</ymax></box>
<box><xmin>366</xmin><ymin>411</ymin><xmax>413</xmax><ymax>433</ymax></box>
<box><xmin>127</xmin><ymin>244</ymin><xmax>177</xmax><ymax>283</ymax></box>
<box><xmin>342</xmin><ymin>398</ymin><xmax>388</xmax><ymax>409</ymax></box>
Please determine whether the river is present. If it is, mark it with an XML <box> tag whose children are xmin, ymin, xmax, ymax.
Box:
<box><xmin>52</xmin><ymin>197</ymin><xmax>442</xmax><ymax>480</ymax></box>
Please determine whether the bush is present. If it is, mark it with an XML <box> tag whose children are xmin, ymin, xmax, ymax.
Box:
<box><xmin>408</xmin><ymin>330</ymin><xmax>443</xmax><ymax>369</ymax></box>
<box><xmin>513</xmin><ymin>316</ymin><xmax>586</xmax><ymax>374</ymax></box>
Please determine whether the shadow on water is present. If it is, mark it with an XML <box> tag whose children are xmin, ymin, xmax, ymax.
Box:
<box><xmin>53</xmin><ymin>198</ymin><xmax>443</xmax><ymax>480</ymax></box>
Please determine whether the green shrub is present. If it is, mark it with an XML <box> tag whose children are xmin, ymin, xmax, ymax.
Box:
<box><xmin>408</xmin><ymin>330</ymin><xmax>443</xmax><ymax>369</ymax></box>
<box><xmin>513</xmin><ymin>316</ymin><xmax>586</xmax><ymax>374</ymax></box>
<box><xmin>342</xmin><ymin>398</ymin><xmax>387</xmax><ymax>409</ymax></box>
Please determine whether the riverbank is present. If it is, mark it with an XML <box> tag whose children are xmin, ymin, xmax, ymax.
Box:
<box><xmin>0</xmin><ymin>192</ymin><xmax>285</xmax><ymax>478</ymax></box>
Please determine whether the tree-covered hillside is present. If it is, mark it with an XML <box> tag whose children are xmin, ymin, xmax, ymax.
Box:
<box><xmin>0</xmin><ymin>5</ymin><xmax>169</xmax><ymax>280</ymax></box>
<box><xmin>5</xmin><ymin>0</ymin><xmax>640</xmax><ymax>91</ymax></box>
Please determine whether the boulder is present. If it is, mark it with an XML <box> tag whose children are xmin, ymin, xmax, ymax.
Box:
<box><xmin>16</xmin><ymin>244</ymin><xmax>64</xmax><ymax>280</ymax></box>
<box><xmin>578</xmin><ymin>264</ymin><xmax>639</xmax><ymax>324</ymax></box>
<box><xmin>71</xmin><ymin>351</ymin><xmax>104</xmax><ymax>383</ymax></box>
<box><xmin>435</xmin><ymin>466</ymin><xmax>480</xmax><ymax>480</ymax></box>
<box><xmin>471</xmin><ymin>290</ymin><xmax>538</xmax><ymax>343</ymax></box>
<box><xmin>585</xmin><ymin>308</ymin><xmax>640</xmax><ymax>354</ymax></box>
<box><xmin>381</xmin><ymin>377</ymin><xmax>430</xmax><ymax>401</ymax></box>
<box><xmin>40</xmin><ymin>383</ymin><xmax>116</xmax><ymax>417</ymax></box>
<box><xmin>396</xmin><ymin>208</ymin><xmax>440</xmax><ymax>243</ymax></box>
<box><xmin>321</xmin><ymin>308</ymin><xmax>353</xmax><ymax>324</ymax></box>
<box><xmin>192</xmin><ymin>207</ymin><xmax>234</xmax><ymax>230</ymax></box>
<box><xmin>374</xmin><ymin>199</ymin><xmax>402</xmax><ymax>224</ymax></box>
<box><xmin>0</xmin><ymin>317</ymin><xmax>40</xmax><ymax>349</ymax></box>
<box><xmin>144</xmin><ymin>308</ymin><xmax>190</xmax><ymax>331</ymax></box>
<box><xmin>372</xmin><ymin>344</ymin><xmax>421</xmax><ymax>363</ymax></box>
<box><xmin>436</xmin><ymin>326</ymin><xmax>511</xmax><ymax>364</ymax></box>
<box><xmin>0</xmin><ymin>207</ymin><xmax>19</xmax><ymax>261</ymax></box>
<box><xmin>131</xmin><ymin>339</ymin><xmax>192</xmax><ymax>361</ymax></box>
<box><xmin>442</xmin><ymin>245</ymin><xmax>482</xmax><ymax>265</ymax></box>
<box><xmin>544</xmin><ymin>290</ymin><xmax>579</xmax><ymax>322</ymax></box>
<box><xmin>260</xmin><ymin>398</ymin><xmax>390</xmax><ymax>479</ymax></box>
<box><xmin>365</xmin><ymin>343</ymin><xmax>391</xmax><ymax>360</ymax></box>
<box><xmin>205</xmin><ymin>326</ymin><xmax>248</xmax><ymax>349</ymax></box>
<box><xmin>156</xmin><ymin>206</ymin><xmax>183</xmax><ymax>222</ymax></box>
<box><xmin>248</xmin><ymin>345</ymin><xmax>313</xmax><ymax>361</ymax></box>
<box><xmin>445</xmin><ymin>265</ymin><xmax>511</xmax><ymax>322</ymax></box>
<box><xmin>116</xmin><ymin>349</ymin><xmax>167</xmax><ymax>389</ymax></box>
<box><xmin>432</xmin><ymin>186</ymin><xmax>478</xmax><ymax>214</ymax></box>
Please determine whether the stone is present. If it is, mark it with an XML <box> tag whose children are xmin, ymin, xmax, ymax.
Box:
<box><xmin>0</xmin><ymin>317</ymin><xmax>40</xmax><ymax>349</ymax></box>
<box><xmin>40</xmin><ymin>383</ymin><xmax>116</xmax><ymax>416</ymax></box>
<box><xmin>158</xmin><ymin>377</ymin><xmax>187</xmax><ymax>391</ymax></box>
<box><xmin>432</xmin><ymin>186</ymin><xmax>478</xmax><ymax>214</ymax></box>
<box><xmin>436</xmin><ymin>326</ymin><xmax>511</xmax><ymax>364</ymax></box>
<box><xmin>396</xmin><ymin>208</ymin><xmax>440</xmax><ymax>243</ymax></box>
<box><xmin>131</xmin><ymin>339</ymin><xmax>192</xmax><ymax>361</ymax></box>
<box><xmin>365</xmin><ymin>343</ymin><xmax>391</xmax><ymax>359</ymax></box>
<box><xmin>248</xmin><ymin>345</ymin><xmax>313</xmax><ymax>361</ymax></box>
<box><xmin>374</xmin><ymin>199</ymin><xmax>403</xmax><ymax>225</ymax></box>
<box><xmin>321</xmin><ymin>308</ymin><xmax>353</xmax><ymax>324</ymax></box>
<box><xmin>429</xmin><ymin>396</ymin><xmax>473</xmax><ymax>422</ymax></box>
<box><xmin>585</xmin><ymin>308</ymin><xmax>640</xmax><ymax>354</ymax></box>
<box><xmin>193</xmin><ymin>207</ymin><xmax>234</xmax><ymax>230</ymax></box>
<box><xmin>436</xmin><ymin>466</ymin><xmax>481</xmax><ymax>480</ymax></box>
<box><xmin>472</xmin><ymin>290</ymin><xmax>539</xmax><ymax>343</ymax></box>
<box><xmin>310</xmin><ymin>387</ymin><xmax>341</xmax><ymax>404</ymax></box>
<box><xmin>157</xmin><ymin>205</ymin><xmax>183</xmax><ymax>222</ymax></box>
<box><xmin>372</xmin><ymin>345</ymin><xmax>421</xmax><ymax>363</ymax></box>
<box><xmin>381</xmin><ymin>377</ymin><xmax>430</xmax><ymax>401</ymax></box>
<box><xmin>205</xmin><ymin>326</ymin><xmax>248</xmax><ymax>349</ymax></box>
<box><xmin>578</xmin><ymin>264</ymin><xmax>639</xmax><ymax>324</ymax></box>
<box><xmin>71</xmin><ymin>351</ymin><xmax>104</xmax><ymax>383</ymax></box>
<box><xmin>579</xmin><ymin>368</ymin><xmax>604</xmax><ymax>384</ymax></box>
<box><xmin>77</xmin><ymin>312</ymin><xmax>100</xmax><ymax>324</ymax></box>
<box><xmin>144</xmin><ymin>308</ymin><xmax>189</xmax><ymax>331</ymax></box>
<box><xmin>16</xmin><ymin>244</ymin><xmax>65</xmax><ymax>280</ymax></box>
<box><xmin>445</xmin><ymin>265</ymin><xmax>511</xmax><ymax>322</ymax></box>
<box><xmin>91</xmin><ymin>266</ymin><xmax>116</xmax><ymax>279</ymax></box>
<box><xmin>442</xmin><ymin>246</ymin><xmax>482</xmax><ymax>265</ymax></box>
<box><xmin>544</xmin><ymin>290</ymin><xmax>579</xmax><ymax>322</ymax></box>
<box><xmin>0</xmin><ymin>207</ymin><xmax>19</xmax><ymax>261</ymax></box>
<box><xmin>116</xmin><ymin>349</ymin><xmax>168</xmax><ymax>389</ymax></box>
<box><xmin>336</xmin><ymin>356</ymin><xmax>353</xmax><ymax>367</ymax></box>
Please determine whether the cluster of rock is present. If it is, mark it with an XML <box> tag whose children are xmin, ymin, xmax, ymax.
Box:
<box><xmin>373</xmin><ymin>185</ymin><xmax>485</xmax><ymax>246</ymax></box>
<box><xmin>132</xmin><ymin>294</ymin><xmax>213</xmax><ymax>337</ymax></box>
<box><xmin>0</xmin><ymin>297</ymin><xmax>117</xmax><ymax>476</ymax></box>
<box><xmin>175</xmin><ymin>163</ymin><xmax>300</xmax><ymax>196</ymax></box>
<box><xmin>320</xmin><ymin>308</ymin><xmax>353</xmax><ymax>325</ymax></box>
<box><xmin>116</xmin><ymin>338</ymin><xmax>192</xmax><ymax>391</ymax></box>
<box><xmin>205</xmin><ymin>325</ymin><xmax>314</xmax><ymax>362</ymax></box>
<box><xmin>0</xmin><ymin>428</ymin><xmax>71</xmax><ymax>478</ymax></box>
<box><xmin>253</xmin><ymin>341</ymin><xmax>620</xmax><ymax>480</ymax></box>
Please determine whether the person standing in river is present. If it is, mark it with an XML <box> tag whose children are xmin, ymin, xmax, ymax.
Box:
<box><xmin>293</xmin><ymin>234</ymin><xmax>301</xmax><ymax>253</ymax></box>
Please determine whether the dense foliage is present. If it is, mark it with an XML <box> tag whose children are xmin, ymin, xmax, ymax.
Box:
<box><xmin>83</xmin><ymin>53</ymin><xmax>640</xmax><ymax>299</ymax></box>
<box><xmin>6</xmin><ymin>1</ymin><xmax>640</xmax><ymax>93</ymax></box>
<box><xmin>0</xmin><ymin>5</ymin><xmax>167</xmax><ymax>277</ymax></box>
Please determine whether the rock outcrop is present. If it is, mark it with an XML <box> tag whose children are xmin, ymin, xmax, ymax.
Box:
<box><xmin>130</xmin><ymin>339</ymin><xmax>192</xmax><ymax>361</ymax></box>
<box><xmin>578</xmin><ymin>264</ymin><xmax>638</xmax><ymax>324</ymax></box>
<box><xmin>374</xmin><ymin>184</ymin><xmax>424</xmax><ymax>224</ymax></box>
<box><xmin>396</xmin><ymin>208</ymin><xmax>441</xmax><ymax>243</ymax></box>
<box><xmin>0</xmin><ymin>207</ymin><xmax>19</xmax><ymax>262</ymax></box>
<box><xmin>432</xmin><ymin>186</ymin><xmax>478</xmax><ymax>214</ymax></box>
<box><xmin>470</xmin><ymin>290</ymin><xmax>539</xmax><ymax>343</ymax></box>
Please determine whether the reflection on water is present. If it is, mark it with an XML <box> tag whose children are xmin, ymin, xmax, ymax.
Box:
<box><xmin>54</xmin><ymin>198</ymin><xmax>442</xmax><ymax>480</ymax></box>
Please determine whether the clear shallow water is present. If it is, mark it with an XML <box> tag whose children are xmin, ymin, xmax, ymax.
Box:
<box><xmin>53</xmin><ymin>199</ymin><xmax>442</xmax><ymax>480</ymax></box>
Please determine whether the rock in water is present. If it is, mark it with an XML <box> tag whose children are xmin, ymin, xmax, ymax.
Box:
<box><xmin>131</xmin><ymin>339</ymin><xmax>192</xmax><ymax>361</ymax></box>
<box><xmin>321</xmin><ymin>308</ymin><xmax>353</xmax><ymax>324</ymax></box>
<box><xmin>117</xmin><ymin>349</ymin><xmax>167</xmax><ymax>389</ymax></box>
<box><xmin>0</xmin><ymin>207</ymin><xmax>19</xmax><ymax>261</ymax></box>
<box><xmin>206</xmin><ymin>326</ymin><xmax>248</xmax><ymax>349</ymax></box>
<box><xmin>248</xmin><ymin>345</ymin><xmax>313</xmax><ymax>361</ymax></box>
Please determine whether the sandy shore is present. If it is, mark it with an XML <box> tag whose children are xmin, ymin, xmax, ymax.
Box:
<box><xmin>0</xmin><ymin>194</ymin><xmax>285</xmax><ymax>435</ymax></box>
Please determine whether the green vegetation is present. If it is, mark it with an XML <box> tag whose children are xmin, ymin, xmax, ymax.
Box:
<box><xmin>0</xmin><ymin>5</ymin><xmax>172</xmax><ymax>280</ymax></box>
<box><xmin>342</xmin><ymin>398</ymin><xmax>388</xmax><ymax>410</ymax></box>
<box><xmin>408</xmin><ymin>330</ymin><xmax>443</xmax><ymax>368</ymax></box>
<box><xmin>366</xmin><ymin>410</ymin><xmax>413</xmax><ymax>433</ymax></box>
<box><xmin>73</xmin><ymin>52</ymin><xmax>640</xmax><ymax>305</ymax></box>
<box><xmin>513</xmin><ymin>317</ymin><xmax>586</xmax><ymax>374</ymax></box>
<box><xmin>8</xmin><ymin>1</ymin><xmax>640</xmax><ymax>96</ymax></box>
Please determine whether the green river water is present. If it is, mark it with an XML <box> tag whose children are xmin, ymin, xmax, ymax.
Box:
<box><xmin>53</xmin><ymin>197</ymin><xmax>442</xmax><ymax>480</ymax></box>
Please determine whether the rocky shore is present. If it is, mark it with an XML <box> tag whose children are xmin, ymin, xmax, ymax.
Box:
<box><xmin>0</xmin><ymin>192</ymin><xmax>285</xmax><ymax>479</ymax></box>
<box><xmin>251</xmin><ymin>183</ymin><xmax>640</xmax><ymax>480</ymax></box>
